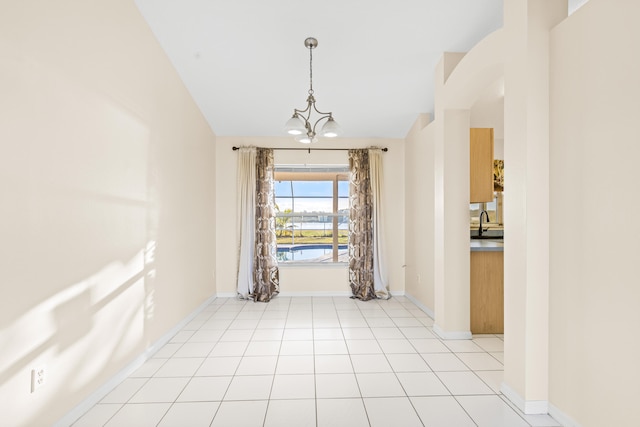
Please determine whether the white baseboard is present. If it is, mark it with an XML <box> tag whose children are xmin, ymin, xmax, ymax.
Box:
<box><xmin>548</xmin><ymin>403</ymin><xmax>583</xmax><ymax>427</ymax></box>
<box><xmin>275</xmin><ymin>290</ymin><xmax>405</xmax><ymax>299</ymax></box>
<box><xmin>215</xmin><ymin>292</ymin><xmax>238</xmax><ymax>298</ymax></box>
<box><xmin>219</xmin><ymin>290</ymin><xmax>404</xmax><ymax>300</ymax></box>
<box><xmin>278</xmin><ymin>291</ymin><xmax>353</xmax><ymax>297</ymax></box>
<box><xmin>433</xmin><ymin>323</ymin><xmax>472</xmax><ymax>340</ymax></box>
<box><xmin>500</xmin><ymin>382</ymin><xmax>549</xmax><ymax>415</ymax></box>
<box><xmin>403</xmin><ymin>292</ymin><xmax>435</xmax><ymax>319</ymax></box>
<box><xmin>55</xmin><ymin>294</ymin><xmax>218</xmax><ymax>427</ymax></box>
<box><xmin>277</xmin><ymin>290</ymin><xmax>407</xmax><ymax>298</ymax></box>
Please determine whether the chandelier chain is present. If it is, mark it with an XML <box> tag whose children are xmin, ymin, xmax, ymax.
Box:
<box><xmin>309</xmin><ymin>45</ymin><xmax>314</xmax><ymax>95</ymax></box>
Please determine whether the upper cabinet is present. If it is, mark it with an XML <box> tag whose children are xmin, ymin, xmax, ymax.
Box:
<box><xmin>470</xmin><ymin>128</ymin><xmax>494</xmax><ymax>203</ymax></box>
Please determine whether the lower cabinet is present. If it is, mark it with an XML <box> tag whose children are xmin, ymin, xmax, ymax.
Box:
<box><xmin>470</xmin><ymin>251</ymin><xmax>504</xmax><ymax>334</ymax></box>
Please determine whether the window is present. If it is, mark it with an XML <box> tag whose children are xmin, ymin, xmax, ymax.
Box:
<box><xmin>470</xmin><ymin>193</ymin><xmax>503</xmax><ymax>225</ymax></box>
<box><xmin>470</xmin><ymin>199</ymin><xmax>497</xmax><ymax>223</ymax></box>
<box><xmin>274</xmin><ymin>166</ymin><xmax>349</xmax><ymax>263</ymax></box>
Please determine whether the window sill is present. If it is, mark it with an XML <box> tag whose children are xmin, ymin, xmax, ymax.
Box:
<box><xmin>278</xmin><ymin>262</ymin><xmax>348</xmax><ymax>268</ymax></box>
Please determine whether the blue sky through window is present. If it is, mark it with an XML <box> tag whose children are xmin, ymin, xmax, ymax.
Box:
<box><xmin>275</xmin><ymin>180</ymin><xmax>349</xmax><ymax>213</ymax></box>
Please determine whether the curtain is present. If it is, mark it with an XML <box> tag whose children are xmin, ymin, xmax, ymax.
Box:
<box><xmin>253</xmin><ymin>148</ymin><xmax>280</xmax><ymax>302</ymax></box>
<box><xmin>348</xmin><ymin>149</ymin><xmax>375</xmax><ymax>300</ymax></box>
<box><xmin>236</xmin><ymin>147</ymin><xmax>257</xmax><ymax>299</ymax></box>
<box><xmin>369</xmin><ymin>148</ymin><xmax>390</xmax><ymax>299</ymax></box>
<box><xmin>236</xmin><ymin>147</ymin><xmax>280</xmax><ymax>302</ymax></box>
<box><xmin>348</xmin><ymin>148</ymin><xmax>390</xmax><ymax>301</ymax></box>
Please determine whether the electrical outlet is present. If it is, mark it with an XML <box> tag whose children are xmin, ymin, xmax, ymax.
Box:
<box><xmin>31</xmin><ymin>367</ymin><xmax>46</xmax><ymax>393</ymax></box>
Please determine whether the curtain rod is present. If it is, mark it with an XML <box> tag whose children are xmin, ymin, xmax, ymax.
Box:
<box><xmin>232</xmin><ymin>146</ymin><xmax>388</xmax><ymax>152</ymax></box>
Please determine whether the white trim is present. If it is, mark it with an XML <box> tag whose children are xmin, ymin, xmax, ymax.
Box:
<box><xmin>264</xmin><ymin>290</ymin><xmax>406</xmax><ymax>299</ymax></box>
<box><xmin>548</xmin><ymin>403</ymin><xmax>583</xmax><ymax>427</ymax></box>
<box><xmin>55</xmin><ymin>294</ymin><xmax>218</xmax><ymax>427</ymax></box>
<box><xmin>278</xmin><ymin>291</ymin><xmax>352</xmax><ymax>297</ymax></box>
<box><xmin>223</xmin><ymin>290</ymin><xmax>406</xmax><ymax>299</ymax></box>
<box><xmin>277</xmin><ymin>262</ymin><xmax>348</xmax><ymax>268</ymax></box>
<box><xmin>403</xmin><ymin>292</ymin><xmax>435</xmax><ymax>319</ymax></box>
<box><xmin>525</xmin><ymin>400</ymin><xmax>549</xmax><ymax>415</ymax></box>
<box><xmin>216</xmin><ymin>292</ymin><xmax>238</xmax><ymax>298</ymax></box>
<box><xmin>500</xmin><ymin>382</ymin><xmax>526</xmax><ymax>412</ymax></box>
<box><xmin>500</xmin><ymin>382</ymin><xmax>549</xmax><ymax>415</ymax></box>
<box><xmin>433</xmin><ymin>323</ymin><xmax>472</xmax><ymax>340</ymax></box>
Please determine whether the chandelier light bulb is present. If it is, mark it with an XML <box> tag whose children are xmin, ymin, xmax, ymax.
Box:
<box><xmin>320</xmin><ymin>117</ymin><xmax>342</xmax><ymax>138</ymax></box>
<box><xmin>284</xmin><ymin>115</ymin><xmax>305</xmax><ymax>135</ymax></box>
<box><xmin>295</xmin><ymin>134</ymin><xmax>317</xmax><ymax>144</ymax></box>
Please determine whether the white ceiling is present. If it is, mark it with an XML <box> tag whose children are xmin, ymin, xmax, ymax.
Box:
<box><xmin>134</xmin><ymin>0</ymin><xmax>586</xmax><ymax>139</ymax></box>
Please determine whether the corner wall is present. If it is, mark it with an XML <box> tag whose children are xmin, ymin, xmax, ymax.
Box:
<box><xmin>429</xmin><ymin>32</ymin><xmax>504</xmax><ymax>338</ymax></box>
<box><xmin>404</xmin><ymin>115</ymin><xmax>435</xmax><ymax>312</ymax></box>
<box><xmin>501</xmin><ymin>0</ymin><xmax>567</xmax><ymax>412</ymax></box>
<box><xmin>0</xmin><ymin>1</ymin><xmax>217</xmax><ymax>425</ymax></box>
<box><xmin>549</xmin><ymin>1</ymin><xmax>640</xmax><ymax>425</ymax></box>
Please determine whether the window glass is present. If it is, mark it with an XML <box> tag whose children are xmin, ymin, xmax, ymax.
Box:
<box><xmin>274</xmin><ymin>181</ymin><xmax>292</xmax><ymax>197</ymax></box>
<box><xmin>470</xmin><ymin>197</ymin><xmax>498</xmax><ymax>223</ymax></box>
<box><xmin>338</xmin><ymin>180</ymin><xmax>349</xmax><ymax>198</ymax></box>
<box><xmin>292</xmin><ymin>181</ymin><xmax>333</xmax><ymax>196</ymax></box>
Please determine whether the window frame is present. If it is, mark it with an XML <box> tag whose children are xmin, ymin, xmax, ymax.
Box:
<box><xmin>274</xmin><ymin>169</ymin><xmax>349</xmax><ymax>264</ymax></box>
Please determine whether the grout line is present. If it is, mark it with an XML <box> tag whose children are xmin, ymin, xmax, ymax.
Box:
<box><xmin>77</xmin><ymin>295</ymin><xmax>517</xmax><ymax>427</ymax></box>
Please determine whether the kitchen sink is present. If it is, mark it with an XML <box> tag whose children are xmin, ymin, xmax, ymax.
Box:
<box><xmin>470</xmin><ymin>229</ymin><xmax>504</xmax><ymax>239</ymax></box>
<box><xmin>470</xmin><ymin>235</ymin><xmax>503</xmax><ymax>240</ymax></box>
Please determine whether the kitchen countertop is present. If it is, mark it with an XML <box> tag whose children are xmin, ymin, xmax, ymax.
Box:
<box><xmin>470</xmin><ymin>239</ymin><xmax>504</xmax><ymax>252</ymax></box>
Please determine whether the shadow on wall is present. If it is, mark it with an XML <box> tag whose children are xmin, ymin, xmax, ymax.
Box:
<box><xmin>0</xmin><ymin>236</ymin><xmax>159</xmax><ymax>425</ymax></box>
<box><xmin>1</xmin><ymin>21</ymin><xmax>217</xmax><ymax>422</ymax></box>
<box><xmin>0</xmin><ymin>69</ymin><xmax>163</xmax><ymax>423</ymax></box>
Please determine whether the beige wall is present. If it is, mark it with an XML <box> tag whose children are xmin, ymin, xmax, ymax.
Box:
<box><xmin>404</xmin><ymin>115</ymin><xmax>435</xmax><ymax>313</ymax></box>
<box><xmin>433</xmin><ymin>108</ymin><xmax>472</xmax><ymax>337</ymax></box>
<box><xmin>404</xmin><ymin>0</ymin><xmax>638</xmax><ymax>423</ymax></box>
<box><xmin>502</xmin><ymin>0</ymin><xmax>567</xmax><ymax>412</ymax></box>
<box><xmin>549</xmin><ymin>0</ymin><xmax>640</xmax><ymax>425</ymax></box>
<box><xmin>429</xmin><ymin>35</ymin><xmax>504</xmax><ymax>338</ymax></box>
<box><xmin>4</xmin><ymin>1</ymin><xmax>635</xmax><ymax>426</ymax></box>
<box><xmin>403</xmin><ymin>31</ymin><xmax>505</xmax><ymax>335</ymax></box>
<box><xmin>470</xmin><ymin>78</ymin><xmax>504</xmax><ymax>159</ymax></box>
<box><xmin>0</xmin><ymin>1</ymin><xmax>217</xmax><ymax>425</ymax></box>
<box><xmin>215</xmin><ymin>136</ymin><xmax>405</xmax><ymax>297</ymax></box>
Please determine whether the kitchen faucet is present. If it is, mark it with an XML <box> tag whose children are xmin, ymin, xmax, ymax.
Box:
<box><xmin>479</xmin><ymin>210</ymin><xmax>490</xmax><ymax>237</ymax></box>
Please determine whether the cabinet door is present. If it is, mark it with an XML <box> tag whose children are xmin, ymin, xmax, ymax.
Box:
<box><xmin>470</xmin><ymin>251</ymin><xmax>504</xmax><ymax>334</ymax></box>
<box><xmin>470</xmin><ymin>128</ymin><xmax>494</xmax><ymax>203</ymax></box>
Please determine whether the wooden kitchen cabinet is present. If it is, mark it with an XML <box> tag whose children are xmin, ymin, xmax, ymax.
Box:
<box><xmin>470</xmin><ymin>251</ymin><xmax>504</xmax><ymax>334</ymax></box>
<box><xmin>470</xmin><ymin>128</ymin><xmax>494</xmax><ymax>203</ymax></box>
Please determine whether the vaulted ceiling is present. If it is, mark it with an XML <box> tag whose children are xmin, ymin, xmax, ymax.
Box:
<box><xmin>134</xmin><ymin>0</ymin><xmax>586</xmax><ymax>139</ymax></box>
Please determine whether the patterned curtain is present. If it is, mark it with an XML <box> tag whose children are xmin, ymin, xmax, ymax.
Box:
<box><xmin>348</xmin><ymin>149</ymin><xmax>375</xmax><ymax>300</ymax></box>
<box><xmin>253</xmin><ymin>148</ymin><xmax>280</xmax><ymax>302</ymax></box>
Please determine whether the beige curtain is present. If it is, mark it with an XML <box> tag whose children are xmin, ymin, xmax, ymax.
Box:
<box><xmin>236</xmin><ymin>147</ymin><xmax>256</xmax><ymax>299</ymax></box>
<box><xmin>348</xmin><ymin>149</ymin><xmax>375</xmax><ymax>300</ymax></box>
<box><xmin>253</xmin><ymin>148</ymin><xmax>280</xmax><ymax>302</ymax></box>
<box><xmin>369</xmin><ymin>148</ymin><xmax>390</xmax><ymax>299</ymax></box>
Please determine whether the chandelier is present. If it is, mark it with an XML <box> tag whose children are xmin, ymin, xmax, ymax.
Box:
<box><xmin>284</xmin><ymin>37</ymin><xmax>342</xmax><ymax>144</ymax></box>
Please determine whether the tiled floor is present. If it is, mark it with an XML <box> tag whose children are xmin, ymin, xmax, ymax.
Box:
<box><xmin>72</xmin><ymin>296</ymin><xmax>561</xmax><ymax>427</ymax></box>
